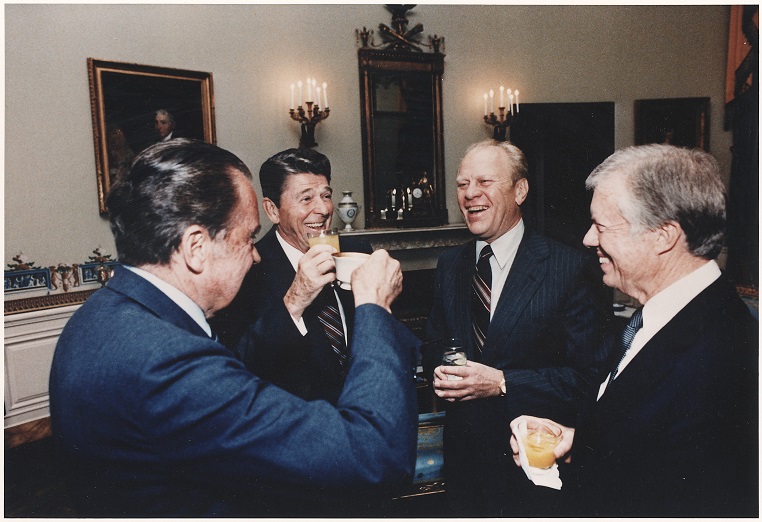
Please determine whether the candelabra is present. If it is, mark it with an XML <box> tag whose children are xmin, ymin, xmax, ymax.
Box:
<box><xmin>289</xmin><ymin>102</ymin><xmax>329</xmax><ymax>148</ymax></box>
<box><xmin>289</xmin><ymin>78</ymin><xmax>330</xmax><ymax>148</ymax></box>
<box><xmin>483</xmin><ymin>87</ymin><xmax>520</xmax><ymax>142</ymax></box>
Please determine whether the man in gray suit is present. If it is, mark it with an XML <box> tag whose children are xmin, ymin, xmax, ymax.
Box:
<box><xmin>426</xmin><ymin>139</ymin><xmax>611</xmax><ymax>516</ymax></box>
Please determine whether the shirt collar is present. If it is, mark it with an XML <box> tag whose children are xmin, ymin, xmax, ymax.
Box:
<box><xmin>275</xmin><ymin>228</ymin><xmax>305</xmax><ymax>271</ymax></box>
<box><xmin>124</xmin><ymin>265</ymin><xmax>212</xmax><ymax>337</ymax></box>
<box><xmin>641</xmin><ymin>259</ymin><xmax>721</xmax><ymax>333</ymax></box>
<box><xmin>476</xmin><ymin>219</ymin><xmax>525</xmax><ymax>269</ymax></box>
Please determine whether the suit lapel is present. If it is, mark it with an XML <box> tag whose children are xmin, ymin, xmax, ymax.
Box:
<box><xmin>484</xmin><ymin>230</ymin><xmax>549</xmax><ymax>354</ymax></box>
<box><xmin>453</xmin><ymin>241</ymin><xmax>478</xmax><ymax>358</ymax></box>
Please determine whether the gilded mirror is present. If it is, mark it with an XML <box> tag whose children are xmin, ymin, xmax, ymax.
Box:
<box><xmin>357</xmin><ymin>6</ymin><xmax>447</xmax><ymax>228</ymax></box>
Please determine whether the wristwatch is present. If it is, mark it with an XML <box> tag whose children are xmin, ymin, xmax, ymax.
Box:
<box><xmin>498</xmin><ymin>378</ymin><xmax>506</xmax><ymax>397</ymax></box>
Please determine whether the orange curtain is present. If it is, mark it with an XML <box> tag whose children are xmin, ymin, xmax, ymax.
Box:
<box><xmin>726</xmin><ymin>5</ymin><xmax>757</xmax><ymax>104</ymax></box>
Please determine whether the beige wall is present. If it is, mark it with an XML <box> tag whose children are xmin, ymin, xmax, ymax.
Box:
<box><xmin>4</xmin><ymin>4</ymin><xmax>732</xmax><ymax>267</ymax></box>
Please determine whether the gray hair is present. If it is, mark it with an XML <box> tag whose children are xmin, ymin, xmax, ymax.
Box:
<box><xmin>586</xmin><ymin>144</ymin><xmax>726</xmax><ymax>259</ymax></box>
<box><xmin>107</xmin><ymin>138</ymin><xmax>252</xmax><ymax>266</ymax></box>
<box><xmin>461</xmin><ymin>139</ymin><xmax>528</xmax><ymax>183</ymax></box>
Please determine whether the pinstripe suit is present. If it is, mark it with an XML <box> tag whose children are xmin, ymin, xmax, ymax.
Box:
<box><xmin>425</xmin><ymin>227</ymin><xmax>613</xmax><ymax>516</ymax></box>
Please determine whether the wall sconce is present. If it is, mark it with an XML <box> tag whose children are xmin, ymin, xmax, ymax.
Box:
<box><xmin>483</xmin><ymin>86</ymin><xmax>520</xmax><ymax>141</ymax></box>
<box><xmin>289</xmin><ymin>77</ymin><xmax>330</xmax><ymax>148</ymax></box>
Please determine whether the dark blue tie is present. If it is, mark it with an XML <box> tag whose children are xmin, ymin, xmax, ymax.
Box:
<box><xmin>610</xmin><ymin>307</ymin><xmax>643</xmax><ymax>380</ymax></box>
<box><xmin>472</xmin><ymin>245</ymin><xmax>493</xmax><ymax>354</ymax></box>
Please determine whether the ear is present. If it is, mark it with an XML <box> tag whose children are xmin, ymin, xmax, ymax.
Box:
<box><xmin>178</xmin><ymin>224</ymin><xmax>210</xmax><ymax>274</ymax></box>
<box><xmin>514</xmin><ymin>178</ymin><xmax>529</xmax><ymax>206</ymax></box>
<box><xmin>262</xmin><ymin>198</ymin><xmax>281</xmax><ymax>224</ymax></box>
<box><xmin>653</xmin><ymin>221</ymin><xmax>682</xmax><ymax>255</ymax></box>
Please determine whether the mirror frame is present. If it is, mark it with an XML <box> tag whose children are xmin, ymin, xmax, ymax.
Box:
<box><xmin>358</xmin><ymin>48</ymin><xmax>447</xmax><ymax>228</ymax></box>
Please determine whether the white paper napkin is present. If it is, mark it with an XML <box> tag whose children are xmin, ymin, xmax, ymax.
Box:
<box><xmin>516</xmin><ymin>419</ymin><xmax>563</xmax><ymax>490</ymax></box>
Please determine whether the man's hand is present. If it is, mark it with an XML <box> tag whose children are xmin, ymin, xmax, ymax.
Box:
<box><xmin>283</xmin><ymin>244</ymin><xmax>337</xmax><ymax>320</ymax></box>
<box><xmin>432</xmin><ymin>361</ymin><xmax>504</xmax><ymax>401</ymax></box>
<box><xmin>351</xmin><ymin>250</ymin><xmax>402</xmax><ymax>313</ymax></box>
<box><xmin>509</xmin><ymin>415</ymin><xmax>575</xmax><ymax>467</ymax></box>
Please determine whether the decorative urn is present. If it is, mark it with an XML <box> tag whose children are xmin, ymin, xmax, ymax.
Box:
<box><xmin>336</xmin><ymin>191</ymin><xmax>360</xmax><ymax>231</ymax></box>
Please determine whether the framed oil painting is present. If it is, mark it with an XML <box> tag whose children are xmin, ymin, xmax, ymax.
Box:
<box><xmin>88</xmin><ymin>58</ymin><xmax>216</xmax><ymax>213</ymax></box>
<box><xmin>634</xmin><ymin>97</ymin><xmax>710</xmax><ymax>151</ymax></box>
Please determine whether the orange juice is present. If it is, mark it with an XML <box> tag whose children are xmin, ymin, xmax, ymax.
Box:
<box><xmin>307</xmin><ymin>230</ymin><xmax>340</xmax><ymax>252</ymax></box>
<box><xmin>524</xmin><ymin>429</ymin><xmax>559</xmax><ymax>468</ymax></box>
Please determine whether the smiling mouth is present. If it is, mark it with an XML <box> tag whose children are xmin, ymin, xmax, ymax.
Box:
<box><xmin>466</xmin><ymin>206</ymin><xmax>488</xmax><ymax>214</ymax></box>
<box><xmin>305</xmin><ymin>222</ymin><xmax>326</xmax><ymax>230</ymax></box>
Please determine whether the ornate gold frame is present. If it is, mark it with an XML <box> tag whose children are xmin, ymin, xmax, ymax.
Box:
<box><xmin>88</xmin><ymin>58</ymin><xmax>216</xmax><ymax>213</ymax></box>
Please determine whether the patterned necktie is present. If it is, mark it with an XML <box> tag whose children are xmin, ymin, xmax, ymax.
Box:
<box><xmin>471</xmin><ymin>245</ymin><xmax>494</xmax><ymax>354</ymax></box>
<box><xmin>318</xmin><ymin>289</ymin><xmax>348</xmax><ymax>367</ymax></box>
<box><xmin>610</xmin><ymin>307</ymin><xmax>643</xmax><ymax>380</ymax></box>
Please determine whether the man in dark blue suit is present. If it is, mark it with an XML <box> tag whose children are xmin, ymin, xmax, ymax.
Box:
<box><xmin>49</xmin><ymin>139</ymin><xmax>419</xmax><ymax>517</ymax></box>
<box><xmin>510</xmin><ymin>144</ymin><xmax>758</xmax><ymax>517</ymax></box>
<box><xmin>212</xmin><ymin>148</ymin><xmax>372</xmax><ymax>404</ymax></box>
<box><xmin>425</xmin><ymin>140</ymin><xmax>611</xmax><ymax>516</ymax></box>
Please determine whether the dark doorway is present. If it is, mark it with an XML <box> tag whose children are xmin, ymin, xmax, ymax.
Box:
<box><xmin>510</xmin><ymin>102</ymin><xmax>615</xmax><ymax>251</ymax></box>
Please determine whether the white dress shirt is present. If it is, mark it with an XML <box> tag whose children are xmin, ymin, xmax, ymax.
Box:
<box><xmin>597</xmin><ymin>260</ymin><xmax>721</xmax><ymax>399</ymax></box>
<box><xmin>124</xmin><ymin>265</ymin><xmax>213</xmax><ymax>338</ymax></box>
<box><xmin>475</xmin><ymin>219</ymin><xmax>525</xmax><ymax>319</ymax></box>
<box><xmin>275</xmin><ymin>229</ymin><xmax>348</xmax><ymax>337</ymax></box>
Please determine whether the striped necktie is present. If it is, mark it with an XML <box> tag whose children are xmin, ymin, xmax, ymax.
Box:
<box><xmin>610</xmin><ymin>307</ymin><xmax>643</xmax><ymax>380</ymax></box>
<box><xmin>472</xmin><ymin>245</ymin><xmax>494</xmax><ymax>354</ymax></box>
<box><xmin>318</xmin><ymin>289</ymin><xmax>348</xmax><ymax>368</ymax></box>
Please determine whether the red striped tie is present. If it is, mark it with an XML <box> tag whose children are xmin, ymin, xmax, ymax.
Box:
<box><xmin>472</xmin><ymin>245</ymin><xmax>493</xmax><ymax>354</ymax></box>
<box><xmin>318</xmin><ymin>291</ymin><xmax>348</xmax><ymax>367</ymax></box>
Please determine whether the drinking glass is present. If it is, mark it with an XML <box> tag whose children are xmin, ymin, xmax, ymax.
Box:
<box><xmin>307</xmin><ymin>227</ymin><xmax>340</xmax><ymax>252</ymax></box>
<box><xmin>523</xmin><ymin>419</ymin><xmax>561</xmax><ymax>468</ymax></box>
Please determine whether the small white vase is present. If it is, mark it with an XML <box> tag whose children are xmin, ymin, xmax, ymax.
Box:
<box><xmin>336</xmin><ymin>191</ymin><xmax>359</xmax><ymax>231</ymax></box>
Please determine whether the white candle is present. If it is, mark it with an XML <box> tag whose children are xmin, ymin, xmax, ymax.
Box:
<box><xmin>499</xmin><ymin>86</ymin><xmax>504</xmax><ymax>108</ymax></box>
<box><xmin>322</xmin><ymin>82</ymin><xmax>329</xmax><ymax>108</ymax></box>
<box><xmin>483</xmin><ymin>93</ymin><xmax>488</xmax><ymax>116</ymax></box>
<box><xmin>515</xmin><ymin>90</ymin><xmax>520</xmax><ymax>113</ymax></box>
<box><xmin>316</xmin><ymin>86</ymin><xmax>321</xmax><ymax>107</ymax></box>
<box><xmin>297</xmin><ymin>81</ymin><xmax>303</xmax><ymax>106</ymax></box>
<box><xmin>312</xmin><ymin>78</ymin><xmax>317</xmax><ymax>103</ymax></box>
<box><xmin>290</xmin><ymin>83</ymin><xmax>295</xmax><ymax>110</ymax></box>
<box><xmin>489</xmin><ymin>89</ymin><xmax>494</xmax><ymax>114</ymax></box>
<box><xmin>509</xmin><ymin>93</ymin><xmax>514</xmax><ymax>114</ymax></box>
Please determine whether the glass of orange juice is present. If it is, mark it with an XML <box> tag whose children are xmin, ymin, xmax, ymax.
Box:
<box><xmin>523</xmin><ymin>419</ymin><xmax>561</xmax><ymax>469</ymax></box>
<box><xmin>307</xmin><ymin>228</ymin><xmax>340</xmax><ymax>252</ymax></box>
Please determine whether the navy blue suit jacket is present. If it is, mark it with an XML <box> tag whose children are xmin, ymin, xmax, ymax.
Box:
<box><xmin>568</xmin><ymin>275</ymin><xmax>758</xmax><ymax>517</ymax></box>
<box><xmin>49</xmin><ymin>266</ymin><xmax>419</xmax><ymax>517</ymax></box>
<box><xmin>425</xmin><ymin>228</ymin><xmax>612</xmax><ymax>516</ymax></box>
<box><xmin>212</xmin><ymin>227</ymin><xmax>373</xmax><ymax>403</ymax></box>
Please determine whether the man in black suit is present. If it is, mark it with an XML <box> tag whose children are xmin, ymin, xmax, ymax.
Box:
<box><xmin>212</xmin><ymin>148</ymin><xmax>372</xmax><ymax>405</ymax></box>
<box><xmin>510</xmin><ymin>144</ymin><xmax>758</xmax><ymax>517</ymax></box>
<box><xmin>425</xmin><ymin>139</ymin><xmax>611</xmax><ymax>516</ymax></box>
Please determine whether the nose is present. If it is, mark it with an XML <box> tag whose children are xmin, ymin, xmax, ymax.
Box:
<box><xmin>314</xmin><ymin>196</ymin><xmax>333</xmax><ymax>216</ymax></box>
<box><xmin>463</xmin><ymin>181</ymin><xmax>481</xmax><ymax>199</ymax></box>
<box><xmin>582</xmin><ymin>224</ymin><xmax>598</xmax><ymax>248</ymax></box>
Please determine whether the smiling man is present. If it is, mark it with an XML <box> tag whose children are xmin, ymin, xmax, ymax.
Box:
<box><xmin>424</xmin><ymin>139</ymin><xmax>611</xmax><ymax>516</ymax></box>
<box><xmin>211</xmin><ymin>148</ymin><xmax>372</xmax><ymax>406</ymax></box>
<box><xmin>509</xmin><ymin>144</ymin><xmax>758</xmax><ymax>517</ymax></box>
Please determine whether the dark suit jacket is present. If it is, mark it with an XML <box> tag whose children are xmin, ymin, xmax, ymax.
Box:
<box><xmin>212</xmin><ymin>228</ymin><xmax>373</xmax><ymax>404</ymax></box>
<box><xmin>567</xmin><ymin>274</ymin><xmax>758</xmax><ymax>517</ymax></box>
<box><xmin>425</xmin><ymin>228</ymin><xmax>613</xmax><ymax>516</ymax></box>
<box><xmin>49</xmin><ymin>266</ymin><xmax>419</xmax><ymax>517</ymax></box>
